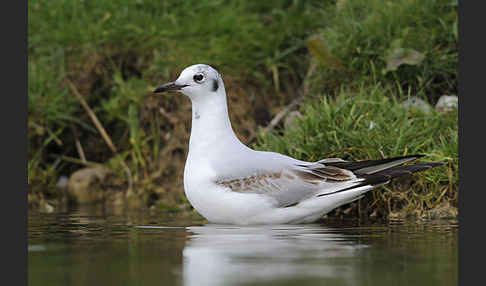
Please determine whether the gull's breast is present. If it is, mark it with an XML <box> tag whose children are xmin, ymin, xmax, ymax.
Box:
<box><xmin>183</xmin><ymin>165</ymin><xmax>276</xmax><ymax>224</ymax></box>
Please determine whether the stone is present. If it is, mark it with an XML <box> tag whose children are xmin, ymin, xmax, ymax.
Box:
<box><xmin>67</xmin><ymin>166</ymin><xmax>110</xmax><ymax>204</ymax></box>
<box><xmin>56</xmin><ymin>176</ymin><xmax>69</xmax><ymax>189</ymax></box>
<box><xmin>399</xmin><ymin>96</ymin><xmax>432</xmax><ymax>113</ymax></box>
<box><xmin>39</xmin><ymin>199</ymin><xmax>54</xmax><ymax>213</ymax></box>
<box><xmin>423</xmin><ymin>201</ymin><xmax>458</xmax><ymax>219</ymax></box>
<box><xmin>435</xmin><ymin>95</ymin><xmax>458</xmax><ymax>113</ymax></box>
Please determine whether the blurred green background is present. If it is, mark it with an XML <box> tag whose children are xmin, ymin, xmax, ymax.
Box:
<box><xmin>28</xmin><ymin>0</ymin><xmax>458</xmax><ymax>220</ymax></box>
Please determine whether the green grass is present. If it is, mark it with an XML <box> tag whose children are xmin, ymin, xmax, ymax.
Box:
<box><xmin>29</xmin><ymin>0</ymin><xmax>329</xmax><ymax>81</ymax></box>
<box><xmin>256</xmin><ymin>84</ymin><xmax>457</xmax><ymax>219</ymax></box>
<box><xmin>28</xmin><ymin>0</ymin><xmax>458</xmax><ymax>219</ymax></box>
<box><xmin>28</xmin><ymin>0</ymin><xmax>331</xmax><ymax>188</ymax></box>
<box><xmin>309</xmin><ymin>0</ymin><xmax>457</xmax><ymax>100</ymax></box>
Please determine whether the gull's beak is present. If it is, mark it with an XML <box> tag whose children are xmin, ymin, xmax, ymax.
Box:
<box><xmin>153</xmin><ymin>82</ymin><xmax>188</xmax><ymax>93</ymax></box>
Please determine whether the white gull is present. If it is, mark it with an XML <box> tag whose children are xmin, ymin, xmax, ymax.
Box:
<box><xmin>153</xmin><ymin>64</ymin><xmax>443</xmax><ymax>225</ymax></box>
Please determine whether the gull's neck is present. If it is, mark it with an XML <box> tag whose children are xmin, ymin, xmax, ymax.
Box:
<box><xmin>188</xmin><ymin>89</ymin><xmax>246</xmax><ymax>156</ymax></box>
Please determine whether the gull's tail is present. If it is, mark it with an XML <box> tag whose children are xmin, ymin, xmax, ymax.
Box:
<box><xmin>317</xmin><ymin>155</ymin><xmax>445</xmax><ymax>197</ymax></box>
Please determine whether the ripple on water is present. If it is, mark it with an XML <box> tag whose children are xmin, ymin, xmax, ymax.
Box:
<box><xmin>28</xmin><ymin>207</ymin><xmax>458</xmax><ymax>286</ymax></box>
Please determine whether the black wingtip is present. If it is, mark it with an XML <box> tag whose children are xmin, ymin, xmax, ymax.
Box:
<box><xmin>317</xmin><ymin>161</ymin><xmax>445</xmax><ymax>197</ymax></box>
<box><xmin>425</xmin><ymin>161</ymin><xmax>447</xmax><ymax>168</ymax></box>
<box><xmin>324</xmin><ymin>154</ymin><xmax>425</xmax><ymax>173</ymax></box>
<box><xmin>361</xmin><ymin>161</ymin><xmax>445</xmax><ymax>185</ymax></box>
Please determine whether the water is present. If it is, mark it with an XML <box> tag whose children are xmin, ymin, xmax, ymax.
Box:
<box><xmin>28</xmin><ymin>206</ymin><xmax>458</xmax><ymax>286</ymax></box>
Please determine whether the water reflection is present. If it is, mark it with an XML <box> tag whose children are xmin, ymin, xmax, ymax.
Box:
<box><xmin>28</xmin><ymin>207</ymin><xmax>457</xmax><ymax>286</ymax></box>
<box><xmin>183</xmin><ymin>224</ymin><xmax>368</xmax><ymax>286</ymax></box>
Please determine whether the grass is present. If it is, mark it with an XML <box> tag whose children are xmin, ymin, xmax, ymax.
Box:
<box><xmin>28</xmin><ymin>0</ymin><xmax>330</xmax><ymax>189</ymax></box>
<box><xmin>314</xmin><ymin>0</ymin><xmax>457</xmax><ymax>96</ymax></box>
<box><xmin>28</xmin><ymin>0</ymin><xmax>458</xmax><ymax>220</ymax></box>
<box><xmin>256</xmin><ymin>85</ymin><xmax>457</xmax><ymax>219</ymax></box>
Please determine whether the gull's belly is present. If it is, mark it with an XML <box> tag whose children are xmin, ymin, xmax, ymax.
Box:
<box><xmin>184</xmin><ymin>178</ymin><xmax>276</xmax><ymax>224</ymax></box>
<box><xmin>183</xmin><ymin>156</ymin><xmax>275</xmax><ymax>224</ymax></box>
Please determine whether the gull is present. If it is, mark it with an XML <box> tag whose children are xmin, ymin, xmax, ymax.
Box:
<box><xmin>153</xmin><ymin>64</ymin><xmax>443</xmax><ymax>225</ymax></box>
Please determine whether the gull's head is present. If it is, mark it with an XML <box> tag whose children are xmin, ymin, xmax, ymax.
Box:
<box><xmin>153</xmin><ymin>64</ymin><xmax>223</xmax><ymax>100</ymax></box>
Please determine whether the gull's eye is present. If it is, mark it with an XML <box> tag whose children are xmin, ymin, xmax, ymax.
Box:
<box><xmin>193</xmin><ymin>74</ymin><xmax>204</xmax><ymax>83</ymax></box>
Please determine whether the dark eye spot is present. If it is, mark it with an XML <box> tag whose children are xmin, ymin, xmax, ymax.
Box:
<box><xmin>212</xmin><ymin>79</ymin><xmax>219</xmax><ymax>92</ymax></box>
<box><xmin>193</xmin><ymin>74</ymin><xmax>204</xmax><ymax>82</ymax></box>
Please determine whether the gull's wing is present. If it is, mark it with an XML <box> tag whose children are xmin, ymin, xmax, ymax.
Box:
<box><xmin>213</xmin><ymin>151</ymin><xmax>360</xmax><ymax>208</ymax></box>
<box><xmin>215</xmin><ymin>164</ymin><xmax>359</xmax><ymax>208</ymax></box>
<box><xmin>214</xmin><ymin>153</ymin><xmax>441</xmax><ymax>208</ymax></box>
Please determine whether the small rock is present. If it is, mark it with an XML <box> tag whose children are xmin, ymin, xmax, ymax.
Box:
<box><xmin>39</xmin><ymin>199</ymin><xmax>54</xmax><ymax>213</ymax></box>
<box><xmin>424</xmin><ymin>201</ymin><xmax>458</xmax><ymax>219</ymax></box>
<box><xmin>56</xmin><ymin>176</ymin><xmax>69</xmax><ymax>189</ymax></box>
<box><xmin>67</xmin><ymin>166</ymin><xmax>110</xmax><ymax>204</ymax></box>
<box><xmin>399</xmin><ymin>96</ymin><xmax>432</xmax><ymax>113</ymax></box>
<box><xmin>435</xmin><ymin>95</ymin><xmax>458</xmax><ymax>113</ymax></box>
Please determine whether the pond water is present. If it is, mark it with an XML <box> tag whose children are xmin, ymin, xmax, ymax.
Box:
<box><xmin>28</xmin><ymin>206</ymin><xmax>458</xmax><ymax>286</ymax></box>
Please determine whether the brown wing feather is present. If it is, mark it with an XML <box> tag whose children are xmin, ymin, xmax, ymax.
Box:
<box><xmin>214</xmin><ymin>169</ymin><xmax>328</xmax><ymax>207</ymax></box>
<box><xmin>215</xmin><ymin>172</ymin><xmax>285</xmax><ymax>193</ymax></box>
<box><xmin>213</xmin><ymin>165</ymin><xmax>357</xmax><ymax>208</ymax></box>
<box><xmin>293</xmin><ymin>163</ymin><xmax>356</xmax><ymax>183</ymax></box>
